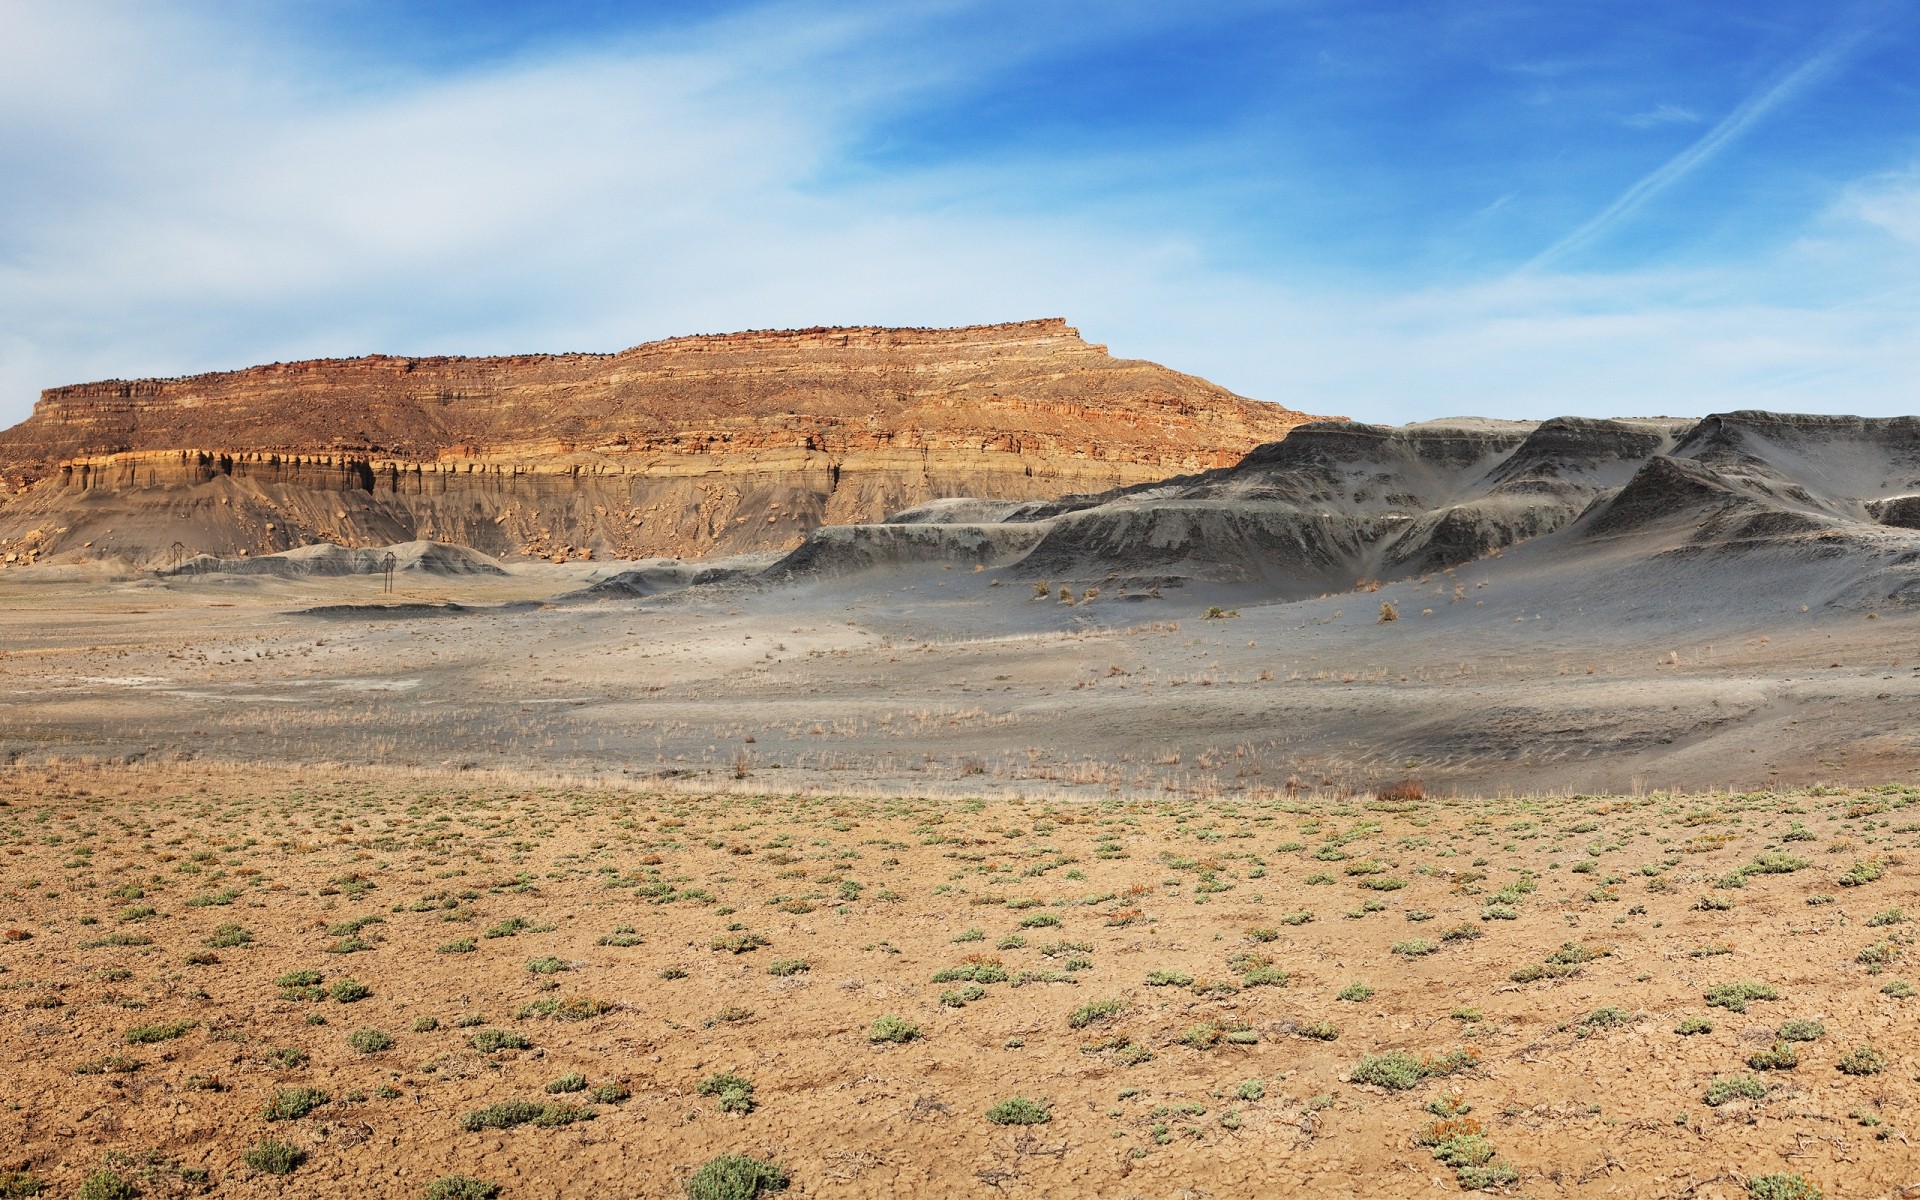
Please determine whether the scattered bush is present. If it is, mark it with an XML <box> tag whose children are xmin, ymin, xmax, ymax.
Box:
<box><xmin>263</xmin><ymin>1086</ymin><xmax>329</xmax><ymax>1121</ymax></box>
<box><xmin>1068</xmin><ymin>998</ymin><xmax>1124</xmax><ymax>1028</ymax></box>
<box><xmin>1748</xmin><ymin>1174</ymin><xmax>1822</xmax><ymax>1200</ymax></box>
<box><xmin>1702</xmin><ymin>1075</ymin><xmax>1767</xmax><ymax>1106</ymax></box>
<box><xmin>242</xmin><ymin>1139</ymin><xmax>306</xmax><ymax>1175</ymax></box>
<box><xmin>869</xmin><ymin>1015</ymin><xmax>920</xmax><ymax>1044</ymax></box>
<box><xmin>75</xmin><ymin>1172</ymin><xmax>137</xmax><ymax>1200</ymax></box>
<box><xmin>347</xmin><ymin>1028</ymin><xmax>393</xmax><ymax>1054</ymax></box>
<box><xmin>422</xmin><ymin>1178</ymin><xmax>499</xmax><ymax>1200</ymax></box>
<box><xmin>1747</xmin><ymin>1040</ymin><xmax>1799</xmax><ymax>1071</ymax></box>
<box><xmin>470</xmin><ymin>1028</ymin><xmax>532</xmax><ymax>1053</ymax></box>
<box><xmin>697</xmin><ymin>1071</ymin><xmax>756</xmax><ymax>1114</ymax></box>
<box><xmin>985</xmin><ymin>1097</ymin><xmax>1052</xmax><ymax>1125</ymax></box>
<box><xmin>1839</xmin><ymin>859</ymin><xmax>1886</xmax><ymax>887</ymax></box>
<box><xmin>1350</xmin><ymin>1050</ymin><xmax>1425</xmax><ymax>1090</ymax></box>
<box><xmin>1704</xmin><ymin>981</ymin><xmax>1779</xmax><ymax>1013</ymax></box>
<box><xmin>1837</xmin><ymin>1045</ymin><xmax>1887</xmax><ymax>1076</ymax></box>
<box><xmin>457</xmin><ymin>1098</ymin><xmax>594</xmax><ymax>1131</ymax></box>
<box><xmin>683</xmin><ymin>1154</ymin><xmax>788</xmax><ymax>1200</ymax></box>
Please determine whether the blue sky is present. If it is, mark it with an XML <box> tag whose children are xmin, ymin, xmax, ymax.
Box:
<box><xmin>2</xmin><ymin>0</ymin><xmax>1918</xmax><ymax>425</ymax></box>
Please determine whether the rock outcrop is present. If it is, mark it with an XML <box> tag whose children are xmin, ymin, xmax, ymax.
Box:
<box><xmin>0</xmin><ymin>320</ymin><xmax>1329</xmax><ymax>566</ymax></box>
<box><xmin>745</xmin><ymin>413</ymin><xmax>1920</xmax><ymax>607</ymax></box>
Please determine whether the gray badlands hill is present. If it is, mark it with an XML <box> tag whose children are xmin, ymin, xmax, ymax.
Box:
<box><xmin>639</xmin><ymin>411</ymin><xmax>1920</xmax><ymax>608</ymax></box>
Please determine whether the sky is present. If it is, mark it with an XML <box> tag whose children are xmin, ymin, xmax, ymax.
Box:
<box><xmin>2</xmin><ymin>0</ymin><xmax>1918</xmax><ymax>427</ymax></box>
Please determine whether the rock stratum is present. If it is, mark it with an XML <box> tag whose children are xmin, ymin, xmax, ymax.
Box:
<box><xmin>730</xmin><ymin>411</ymin><xmax>1920</xmax><ymax>609</ymax></box>
<box><xmin>0</xmin><ymin>319</ymin><xmax>1327</xmax><ymax>566</ymax></box>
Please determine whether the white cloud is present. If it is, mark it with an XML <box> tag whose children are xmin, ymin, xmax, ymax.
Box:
<box><xmin>0</xmin><ymin>0</ymin><xmax>1916</xmax><ymax>434</ymax></box>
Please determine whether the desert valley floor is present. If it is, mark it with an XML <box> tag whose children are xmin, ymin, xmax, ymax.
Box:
<box><xmin>0</xmin><ymin>560</ymin><xmax>1916</xmax><ymax>1198</ymax></box>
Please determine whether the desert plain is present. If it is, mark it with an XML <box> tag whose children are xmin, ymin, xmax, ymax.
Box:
<box><xmin>0</xmin><ymin>549</ymin><xmax>1916</xmax><ymax>1200</ymax></box>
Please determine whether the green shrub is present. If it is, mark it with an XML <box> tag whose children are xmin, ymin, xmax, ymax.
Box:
<box><xmin>931</xmin><ymin>962</ymin><xmax>1008</xmax><ymax>984</ymax></box>
<box><xmin>347</xmin><ymin>1028</ymin><xmax>393</xmax><ymax>1054</ymax></box>
<box><xmin>1748</xmin><ymin>1174</ymin><xmax>1822</xmax><ymax>1200</ymax></box>
<box><xmin>1067</xmin><ymin>998</ymin><xmax>1123</xmax><ymax>1029</ymax></box>
<box><xmin>868</xmin><ymin>1015</ymin><xmax>919</xmax><ymax>1043</ymax></box>
<box><xmin>1391</xmin><ymin>939</ymin><xmax>1438</xmax><ymax>957</ymax></box>
<box><xmin>1702</xmin><ymin>1075</ymin><xmax>1766</xmax><ymax>1106</ymax></box>
<box><xmin>329</xmin><ymin>977</ymin><xmax>370</xmax><ymax>1003</ymax></box>
<box><xmin>1777</xmin><ymin>1019</ymin><xmax>1825</xmax><ymax>1042</ymax></box>
<box><xmin>470</xmin><ymin>1028</ymin><xmax>531</xmax><ymax>1053</ymax></box>
<box><xmin>1839</xmin><ymin>859</ymin><xmax>1885</xmax><ymax>887</ymax></box>
<box><xmin>456</xmin><ymin>1098</ymin><xmax>593</xmax><ymax>1131</ymax></box>
<box><xmin>242</xmin><ymin>1139</ymin><xmax>306</xmax><ymax>1175</ymax></box>
<box><xmin>422</xmin><ymin>1178</ymin><xmax>499</xmax><ymax>1200</ymax></box>
<box><xmin>123</xmin><ymin>1020</ymin><xmax>194</xmax><ymax>1044</ymax></box>
<box><xmin>205</xmin><ymin>923</ymin><xmax>252</xmax><ymax>948</ymax></box>
<box><xmin>1704</xmin><ymin>981</ymin><xmax>1779</xmax><ymax>1013</ymax></box>
<box><xmin>0</xmin><ymin>1172</ymin><xmax>44</xmax><ymax>1199</ymax></box>
<box><xmin>765</xmin><ymin>958</ymin><xmax>809</xmax><ymax>977</ymax></box>
<box><xmin>1350</xmin><ymin>1050</ymin><xmax>1424</xmax><ymax>1090</ymax></box>
<box><xmin>526</xmin><ymin>956</ymin><xmax>569</xmax><ymax>975</ymax></box>
<box><xmin>1747</xmin><ymin>1040</ymin><xmax>1799</xmax><ymax>1071</ymax></box>
<box><xmin>1299</xmin><ymin>1021</ymin><xmax>1339</xmax><ymax>1041</ymax></box>
<box><xmin>76</xmin><ymin>1172</ymin><xmax>137</xmax><ymax>1200</ymax></box>
<box><xmin>1837</xmin><ymin>1045</ymin><xmax>1887</xmax><ymax>1075</ymax></box>
<box><xmin>683</xmin><ymin>1153</ymin><xmax>788</xmax><ymax>1200</ymax></box>
<box><xmin>985</xmin><ymin>1097</ymin><xmax>1051</xmax><ymax>1125</ymax></box>
<box><xmin>1583</xmin><ymin>1006</ymin><xmax>1632</xmax><ymax>1028</ymax></box>
<box><xmin>1455</xmin><ymin>1164</ymin><xmax>1520</xmax><ymax>1189</ymax></box>
<box><xmin>697</xmin><ymin>1072</ymin><xmax>756</xmax><ymax>1114</ymax></box>
<box><xmin>1675</xmin><ymin>1016</ymin><xmax>1714</xmax><ymax>1036</ymax></box>
<box><xmin>263</xmin><ymin>1086</ymin><xmax>329</xmax><ymax>1121</ymax></box>
<box><xmin>1235</xmin><ymin>1079</ymin><xmax>1265</xmax><ymax>1101</ymax></box>
<box><xmin>545</xmin><ymin>1073</ymin><xmax>587</xmax><ymax>1094</ymax></box>
<box><xmin>1144</xmin><ymin>970</ymin><xmax>1193</xmax><ymax>987</ymax></box>
<box><xmin>1337</xmin><ymin>982</ymin><xmax>1374</xmax><ymax>1002</ymax></box>
<box><xmin>1431</xmin><ymin>1132</ymin><xmax>1495</xmax><ymax>1168</ymax></box>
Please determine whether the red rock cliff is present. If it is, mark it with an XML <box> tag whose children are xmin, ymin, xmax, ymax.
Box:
<box><xmin>0</xmin><ymin>319</ymin><xmax>1334</xmax><ymax>564</ymax></box>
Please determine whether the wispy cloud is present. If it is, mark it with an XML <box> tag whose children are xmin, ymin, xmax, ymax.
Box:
<box><xmin>1525</xmin><ymin>24</ymin><xmax>1875</xmax><ymax>272</ymax></box>
<box><xmin>1622</xmin><ymin>102</ymin><xmax>1701</xmax><ymax>129</ymax></box>
<box><xmin>0</xmin><ymin>2</ymin><xmax>1916</xmax><ymax>429</ymax></box>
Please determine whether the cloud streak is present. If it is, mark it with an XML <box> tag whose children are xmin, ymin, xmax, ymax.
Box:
<box><xmin>1525</xmin><ymin>23</ymin><xmax>1874</xmax><ymax>272</ymax></box>
<box><xmin>0</xmin><ymin>2</ymin><xmax>1916</xmax><ymax>429</ymax></box>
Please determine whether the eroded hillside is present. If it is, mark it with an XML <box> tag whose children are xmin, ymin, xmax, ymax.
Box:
<box><xmin>0</xmin><ymin>320</ymin><xmax>1328</xmax><ymax>566</ymax></box>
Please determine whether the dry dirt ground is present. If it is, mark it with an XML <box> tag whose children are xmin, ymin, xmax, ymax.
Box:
<box><xmin>0</xmin><ymin>553</ymin><xmax>1917</xmax><ymax>799</ymax></box>
<box><xmin>1</xmin><ymin>763</ymin><xmax>1917</xmax><ymax>1199</ymax></box>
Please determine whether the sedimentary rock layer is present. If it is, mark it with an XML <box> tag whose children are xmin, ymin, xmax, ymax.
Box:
<box><xmin>0</xmin><ymin>320</ymin><xmax>1327</xmax><ymax>565</ymax></box>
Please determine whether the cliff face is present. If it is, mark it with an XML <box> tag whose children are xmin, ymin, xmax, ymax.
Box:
<box><xmin>0</xmin><ymin>320</ymin><xmax>1330</xmax><ymax>565</ymax></box>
